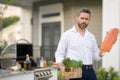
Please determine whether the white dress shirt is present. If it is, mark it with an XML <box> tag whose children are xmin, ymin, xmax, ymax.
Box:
<box><xmin>55</xmin><ymin>26</ymin><xmax>101</xmax><ymax>65</ymax></box>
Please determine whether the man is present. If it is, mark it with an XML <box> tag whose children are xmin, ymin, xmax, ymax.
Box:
<box><xmin>55</xmin><ymin>8</ymin><xmax>104</xmax><ymax>80</ymax></box>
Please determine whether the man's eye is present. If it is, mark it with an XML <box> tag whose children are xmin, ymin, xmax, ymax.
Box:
<box><xmin>81</xmin><ymin>18</ymin><xmax>84</xmax><ymax>19</ymax></box>
<box><xmin>85</xmin><ymin>18</ymin><xmax>88</xmax><ymax>20</ymax></box>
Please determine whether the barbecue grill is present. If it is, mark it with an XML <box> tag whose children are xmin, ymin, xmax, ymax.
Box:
<box><xmin>0</xmin><ymin>39</ymin><xmax>33</xmax><ymax>69</ymax></box>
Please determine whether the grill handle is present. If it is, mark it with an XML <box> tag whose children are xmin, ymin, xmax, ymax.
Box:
<box><xmin>16</xmin><ymin>39</ymin><xmax>31</xmax><ymax>44</ymax></box>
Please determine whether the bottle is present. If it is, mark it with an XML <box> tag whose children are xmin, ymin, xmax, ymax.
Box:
<box><xmin>40</xmin><ymin>57</ymin><xmax>44</xmax><ymax>67</ymax></box>
<box><xmin>24</xmin><ymin>54</ymin><xmax>31</xmax><ymax>70</ymax></box>
<box><xmin>43</xmin><ymin>59</ymin><xmax>47</xmax><ymax>68</ymax></box>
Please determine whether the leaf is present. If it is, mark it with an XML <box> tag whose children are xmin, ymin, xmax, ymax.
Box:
<box><xmin>5</xmin><ymin>0</ymin><xmax>14</xmax><ymax>5</ymax></box>
<box><xmin>63</xmin><ymin>58</ymin><xmax>83</xmax><ymax>68</ymax></box>
<box><xmin>2</xmin><ymin>16</ymin><xmax>20</xmax><ymax>28</ymax></box>
<box><xmin>63</xmin><ymin>58</ymin><xmax>72</xmax><ymax>67</ymax></box>
<box><xmin>97</xmin><ymin>67</ymin><xmax>120</xmax><ymax>80</ymax></box>
<box><xmin>70</xmin><ymin>59</ymin><xmax>79</xmax><ymax>68</ymax></box>
<box><xmin>78</xmin><ymin>60</ymin><xmax>83</xmax><ymax>67</ymax></box>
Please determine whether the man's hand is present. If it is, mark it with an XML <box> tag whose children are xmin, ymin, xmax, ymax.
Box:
<box><xmin>58</xmin><ymin>62</ymin><xmax>65</xmax><ymax>76</ymax></box>
<box><xmin>99</xmin><ymin>50</ymin><xmax>105</xmax><ymax>57</ymax></box>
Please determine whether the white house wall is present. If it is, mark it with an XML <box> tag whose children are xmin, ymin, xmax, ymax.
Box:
<box><xmin>102</xmin><ymin>0</ymin><xmax>120</xmax><ymax>71</ymax></box>
<box><xmin>21</xmin><ymin>7</ymin><xmax>32</xmax><ymax>43</ymax></box>
<box><xmin>2</xmin><ymin>22</ymin><xmax>22</xmax><ymax>44</ymax></box>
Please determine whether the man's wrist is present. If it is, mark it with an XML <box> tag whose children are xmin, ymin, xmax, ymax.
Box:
<box><xmin>58</xmin><ymin>62</ymin><xmax>65</xmax><ymax>71</ymax></box>
<box><xmin>58</xmin><ymin>62</ymin><xmax>64</xmax><ymax>67</ymax></box>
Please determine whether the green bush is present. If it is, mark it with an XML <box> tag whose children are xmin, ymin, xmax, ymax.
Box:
<box><xmin>97</xmin><ymin>67</ymin><xmax>120</xmax><ymax>80</ymax></box>
<box><xmin>2</xmin><ymin>16</ymin><xmax>20</xmax><ymax>28</ymax></box>
<box><xmin>57</xmin><ymin>70</ymin><xmax>66</xmax><ymax>80</ymax></box>
<box><xmin>5</xmin><ymin>0</ymin><xmax>14</xmax><ymax>5</ymax></box>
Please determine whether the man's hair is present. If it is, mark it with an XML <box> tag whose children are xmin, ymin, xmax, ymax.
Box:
<box><xmin>77</xmin><ymin>8</ymin><xmax>91</xmax><ymax>17</ymax></box>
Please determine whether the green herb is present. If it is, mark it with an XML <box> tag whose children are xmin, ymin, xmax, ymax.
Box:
<box><xmin>78</xmin><ymin>60</ymin><xmax>83</xmax><ymax>67</ymax></box>
<box><xmin>71</xmin><ymin>59</ymin><xmax>79</xmax><ymax>68</ymax></box>
<box><xmin>63</xmin><ymin>58</ymin><xmax>83</xmax><ymax>72</ymax></box>
<box><xmin>63</xmin><ymin>58</ymin><xmax>72</xmax><ymax>67</ymax></box>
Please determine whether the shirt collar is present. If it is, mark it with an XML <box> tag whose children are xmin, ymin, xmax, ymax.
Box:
<box><xmin>70</xmin><ymin>25</ymin><xmax>91</xmax><ymax>37</ymax></box>
<box><xmin>70</xmin><ymin>25</ymin><xmax>77</xmax><ymax>32</ymax></box>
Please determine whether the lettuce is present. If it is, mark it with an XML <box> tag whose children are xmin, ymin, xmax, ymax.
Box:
<box><xmin>63</xmin><ymin>58</ymin><xmax>83</xmax><ymax>68</ymax></box>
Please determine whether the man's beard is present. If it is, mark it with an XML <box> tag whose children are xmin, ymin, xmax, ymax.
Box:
<box><xmin>78</xmin><ymin>23</ymin><xmax>88</xmax><ymax>30</ymax></box>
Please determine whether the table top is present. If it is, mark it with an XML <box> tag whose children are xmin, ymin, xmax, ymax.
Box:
<box><xmin>0</xmin><ymin>69</ymin><xmax>33</xmax><ymax>78</ymax></box>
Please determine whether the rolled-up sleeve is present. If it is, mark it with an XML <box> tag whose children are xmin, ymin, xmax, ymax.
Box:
<box><xmin>93</xmin><ymin>37</ymin><xmax>102</xmax><ymax>61</ymax></box>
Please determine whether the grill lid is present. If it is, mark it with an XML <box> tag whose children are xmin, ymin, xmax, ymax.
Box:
<box><xmin>1</xmin><ymin>43</ymin><xmax>16</xmax><ymax>59</ymax></box>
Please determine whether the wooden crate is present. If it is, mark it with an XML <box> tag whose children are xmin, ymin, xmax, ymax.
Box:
<box><xmin>63</xmin><ymin>68</ymin><xmax>82</xmax><ymax>79</ymax></box>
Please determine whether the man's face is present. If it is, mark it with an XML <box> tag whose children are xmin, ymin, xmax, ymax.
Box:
<box><xmin>76</xmin><ymin>12</ymin><xmax>90</xmax><ymax>30</ymax></box>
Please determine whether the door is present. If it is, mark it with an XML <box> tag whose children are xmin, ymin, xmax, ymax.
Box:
<box><xmin>41</xmin><ymin>22</ymin><xmax>61</xmax><ymax>61</ymax></box>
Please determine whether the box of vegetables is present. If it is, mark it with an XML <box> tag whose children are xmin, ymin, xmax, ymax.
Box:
<box><xmin>63</xmin><ymin>58</ymin><xmax>83</xmax><ymax>79</ymax></box>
